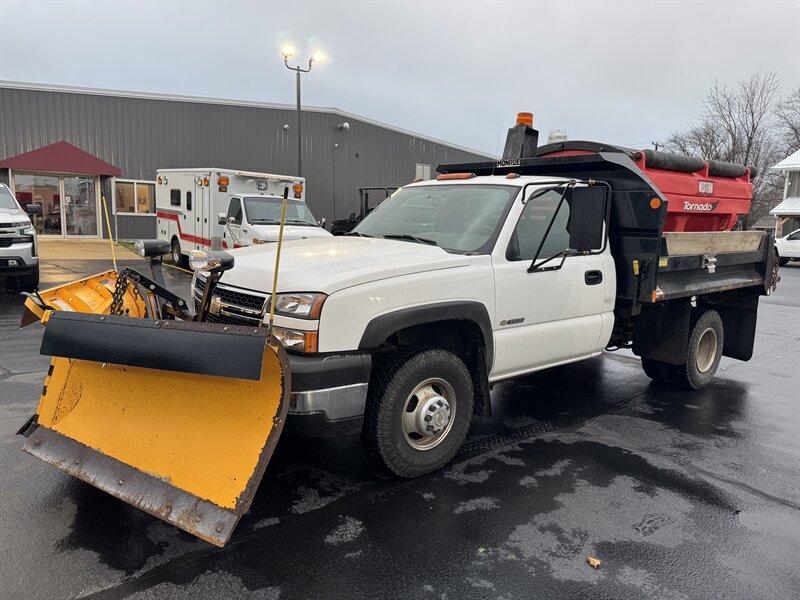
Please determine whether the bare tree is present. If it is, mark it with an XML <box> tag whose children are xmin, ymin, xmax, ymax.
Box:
<box><xmin>665</xmin><ymin>74</ymin><xmax>784</xmax><ymax>229</ymax></box>
<box><xmin>775</xmin><ymin>88</ymin><xmax>800</xmax><ymax>154</ymax></box>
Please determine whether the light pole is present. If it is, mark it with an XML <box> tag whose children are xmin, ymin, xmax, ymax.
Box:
<box><xmin>281</xmin><ymin>46</ymin><xmax>324</xmax><ymax>178</ymax></box>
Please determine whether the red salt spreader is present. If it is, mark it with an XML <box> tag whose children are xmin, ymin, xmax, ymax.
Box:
<box><xmin>536</xmin><ymin>141</ymin><xmax>756</xmax><ymax>232</ymax></box>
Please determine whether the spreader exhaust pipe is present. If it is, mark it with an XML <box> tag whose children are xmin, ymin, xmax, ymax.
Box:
<box><xmin>501</xmin><ymin>112</ymin><xmax>539</xmax><ymax>161</ymax></box>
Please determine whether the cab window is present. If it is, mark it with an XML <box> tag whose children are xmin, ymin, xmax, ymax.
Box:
<box><xmin>507</xmin><ymin>188</ymin><xmax>570</xmax><ymax>261</ymax></box>
<box><xmin>226</xmin><ymin>198</ymin><xmax>243</xmax><ymax>225</ymax></box>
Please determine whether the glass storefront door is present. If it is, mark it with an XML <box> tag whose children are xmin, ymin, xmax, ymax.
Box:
<box><xmin>13</xmin><ymin>173</ymin><xmax>61</xmax><ymax>236</ymax></box>
<box><xmin>13</xmin><ymin>172</ymin><xmax>99</xmax><ymax>237</ymax></box>
<box><xmin>63</xmin><ymin>176</ymin><xmax>98</xmax><ymax>235</ymax></box>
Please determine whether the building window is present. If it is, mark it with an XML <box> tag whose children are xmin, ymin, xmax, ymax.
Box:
<box><xmin>170</xmin><ymin>189</ymin><xmax>181</xmax><ymax>207</ymax></box>
<box><xmin>116</xmin><ymin>180</ymin><xmax>155</xmax><ymax>214</ymax></box>
<box><xmin>415</xmin><ymin>163</ymin><xmax>431</xmax><ymax>180</ymax></box>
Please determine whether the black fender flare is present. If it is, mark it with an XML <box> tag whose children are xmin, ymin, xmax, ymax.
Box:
<box><xmin>358</xmin><ymin>301</ymin><xmax>494</xmax><ymax>371</ymax></box>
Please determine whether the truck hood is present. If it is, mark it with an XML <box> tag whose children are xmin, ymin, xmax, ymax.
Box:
<box><xmin>219</xmin><ymin>236</ymin><xmax>470</xmax><ymax>293</ymax></box>
<box><xmin>247</xmin><ymin>224</ymin><xmax>332</xmax><ymax>242</ymax></box>
<box><xmin>0</xmin><ymin>206</ymin><xmax>30</xmax><ymax>225</ymax></box>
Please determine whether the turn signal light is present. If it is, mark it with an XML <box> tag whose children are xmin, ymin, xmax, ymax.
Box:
<box><xmin>203</xmin><ymin>176</ymin><xmax>209</xmax><ymax>187</ymax></box>
<box><xmin>437</xmin><ymin>173</ymin><xmax>476</xmax><ymax>181</ymax></box>
<box><xmin>218</xmin><ymin>175</ymin><xmax>230</xmax><ymax>186</ymax></box>
<box><xmin>516</xmin><ymin>112</ymin><xmax>534</xmax><ymax>127</ymax></box>
<box><xmin>157</xmin><ymin>176</ymin><xmax>162</xmax><ymax>184</ymax></box>
<box><xmin>293</xmin><ymin>183</ymin><xmax>303</xmax><ymax>194</ymax></box>
<box><xmin>650</xmin><ymin>197</ymin><xmax>661</xmax><ymax>209</ymax></box>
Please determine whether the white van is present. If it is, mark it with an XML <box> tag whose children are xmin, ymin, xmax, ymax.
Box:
<box><xmin>156</xmin><ymin>168</ymin><xmax>331</xmax><ymax>264</ymax></box>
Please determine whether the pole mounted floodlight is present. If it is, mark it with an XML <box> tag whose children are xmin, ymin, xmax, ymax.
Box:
<box><xmin>281</xmin><ymin>45</ymin><xmax>325</xmax><ymax>177</ymax></box>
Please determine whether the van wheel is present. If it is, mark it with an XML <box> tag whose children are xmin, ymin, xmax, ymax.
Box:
<box><xmin>19</xmin><ymin>265</ymin><xmax>39</xmax><ymax>292</ymax></box>
<box><xmin>362</xmin><ymin>348</ymin><xmax>473</xmax><ymax>478</ymax></box>
<box><xmin>171</xmin><ymin>239</ymin><xmax>186</xmax><ymax>267</ymax></box>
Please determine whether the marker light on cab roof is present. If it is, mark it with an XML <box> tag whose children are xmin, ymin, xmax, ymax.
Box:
<box><xmin>437</xmin><ymin>173</ymin><xmax>476</xmax><ymax>181</ymax></box>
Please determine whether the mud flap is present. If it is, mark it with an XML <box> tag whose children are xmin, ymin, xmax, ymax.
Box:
<box><xmin>24</xmin><ymin>315</ymin><xmax>290</xmax><ymax>547</ymax></box>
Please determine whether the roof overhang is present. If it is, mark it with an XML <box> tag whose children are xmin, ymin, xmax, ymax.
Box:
<box><xmin>770</xmin><ymin>197</ymin><xmax>800</xmax><ymax>216</ymax></box>
<box><xmin>771</xmin><ymin>149</ymin><xmax>800</xmax><ymax>172</ymax></box>
<box><xmin>0</xmin><ymin>140</ymin><xmax>122</xmax><ymax>177</ymax></box>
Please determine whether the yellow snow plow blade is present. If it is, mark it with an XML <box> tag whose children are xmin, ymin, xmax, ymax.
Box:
<box><xmin>21</xmin><ymin>269</ymin><xmax>146</xmax><ymax>326</ymax></box>
<box><xmin>20</xmin><ymin>280</ymin><xmax>290</xmax><ymax>546</ymax></box>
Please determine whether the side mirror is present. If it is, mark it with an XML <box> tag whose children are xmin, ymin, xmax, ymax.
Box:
<box><xmin>26</xmin><ymin>204</ymin><xmax>42</xmax><ymax>216</ymax></box>
<box><xmin>568</xmin><ymin>187</ymin><xmax>606</xmax><ymax>252</ymax></box>
<box><xmin>217</xmin><ymin>213</ymin><xmax>228</xmax><ymax>225</ymax></box>
<box><xmin>349</xmin><ymin>212</ymin><xmax>356</xmax><ymax>221</ymax></box>
<box><xmin>319</xmin><ymin>217</ymin><xmax>326</xmax><ymax>228</ymax></box>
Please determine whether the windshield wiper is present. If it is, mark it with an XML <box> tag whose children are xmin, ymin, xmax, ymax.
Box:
<box><xmin>250</xmin><ymin>219</ymin><xmax>281</xmax><ymax>225</ymax></box>
<box><xmin>344</xmin><ymin>231</ymin><xmax>373</xmax><ymax>237</ymax></box>
<box><xmin>381</xmin><ymin>234</ymin><xmax>438</xmax><ymax>246</ymax></box>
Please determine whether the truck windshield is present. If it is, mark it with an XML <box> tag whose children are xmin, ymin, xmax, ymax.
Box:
<box><xmin>353</xmin><ymin>184</ymin><xmax>518</xmax><ymax>253</ymax></box>
<box><xmin>243</xmin><ymin>197</ymin><xmax>319</xmax><ymax>227</ymax></box>
<box><xmin>0</xmin><ymin>185</ymin><xmax>20</xmax><ymax>210</ymax></box>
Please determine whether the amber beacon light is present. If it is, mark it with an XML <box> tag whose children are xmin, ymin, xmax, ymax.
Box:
<box><xmin>516</xmin><ymin>112</ymin><xmax>534</xmax><ymax>127</ymax></box>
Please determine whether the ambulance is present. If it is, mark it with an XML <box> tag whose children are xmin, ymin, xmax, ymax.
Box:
<box><xmin>156</xmin><ymin>168</ymin><xmax>331</xmax><ymax>264</ymax></box>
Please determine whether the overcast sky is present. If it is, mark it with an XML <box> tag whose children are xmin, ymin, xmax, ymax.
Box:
<box><xmin>1</xmin><ymin>0</ymin><xmax>798</xmax><ymax>155</ymax></box>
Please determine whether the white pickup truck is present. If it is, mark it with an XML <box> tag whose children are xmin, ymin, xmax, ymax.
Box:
<box><xmin>191</xmin><ymin>120</ymin><xmax>777</xmax><ymax>478</ymax></box>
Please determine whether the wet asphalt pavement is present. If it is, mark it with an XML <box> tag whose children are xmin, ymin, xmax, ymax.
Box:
<box><xmin>0</xmin><ymin>260</ymin><xmax>798</xmax><ymax>599</ymax></box>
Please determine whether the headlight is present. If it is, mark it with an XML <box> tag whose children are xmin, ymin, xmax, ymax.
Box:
<box><xmin>271</xmin><ymin>326</ymin><xmax>318</xmax><ymax>352</ymax></box>
<box><xmin>189</xmin><ymin>249</ymin><xmax>234</xmax><ymax>273</ymax></box>
<box><xmin>273</xmin><ymin>293</ymin><xmax>326</xmax><ymax>319</ymax></box>
<box><xmin>23</xmin><ymin>227</ymin><xmax>35</xmax><ymax>235</ymax></box>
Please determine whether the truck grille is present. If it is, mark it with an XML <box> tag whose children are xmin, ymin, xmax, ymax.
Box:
<box><xmin>0</xmin><ymin>236</ymin><xmax>32</xmax><ymax>248</ymax></box>
<box><xmin>193</xmin><ymin>276</ymin><xmax>269</xmax><ymax>326</ymax></box>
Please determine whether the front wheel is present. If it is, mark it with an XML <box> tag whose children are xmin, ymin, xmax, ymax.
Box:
<box><xmin>362</xmin><ymin>348</ymin><xmax>474</xmax><ymax>478</ymax></box>
<box><xmin>171</xmin><ymin>238</ymin><xmax>187</xmax><ymax>268</ymax></box>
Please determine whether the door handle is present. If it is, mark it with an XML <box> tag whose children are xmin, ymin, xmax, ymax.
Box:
<box><xmin>584</xmin><ymin>270</ymin><xmax>603</xmax><ymax>285</ymax></box>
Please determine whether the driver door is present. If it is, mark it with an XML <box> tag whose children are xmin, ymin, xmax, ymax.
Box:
<box><xmin>491</xmin><ymin>188</ymin><xmax>610</xmax><ymax>380</ymax></box>
<box><xmin>222</xmin><ymin>197</ymin><xmax>244</xmax><ymax>249</ymax></box>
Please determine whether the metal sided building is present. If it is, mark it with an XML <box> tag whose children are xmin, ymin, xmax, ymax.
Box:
<box><xmin>0</xmin><ymin>81</ymin><xmax>492</xmax><ymax>241</ymax></box>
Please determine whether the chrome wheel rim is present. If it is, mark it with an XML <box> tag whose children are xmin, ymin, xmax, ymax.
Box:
<box><xmin>401</xmin><ymin>378</ymin><xmax>455</xmax><ymax>451</ymax></box>
<box><xmin>696</xmin><ymin>327</ymin><xmax>718</xmax><ymax>373</ymax></box>
<box><xmin>172</xmin><ymin>244</ymin><xmax>180</xmax><ymax>263</ymax></box>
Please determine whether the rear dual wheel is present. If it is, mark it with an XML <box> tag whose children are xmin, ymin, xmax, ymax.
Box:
<box><xmin>362</xmin><ymin>348</ymin><xmax>473</xmax><ymax>478</ymax></box>
<box><xmin>641</xmin><ymin>309</ymin><xmax>724</xmax><ymax>390</ymax></box>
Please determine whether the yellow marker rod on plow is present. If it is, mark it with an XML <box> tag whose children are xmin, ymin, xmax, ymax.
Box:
<box><xmin>268</xmin><ymin>186</ymin><xmax>290</xmax><ymax>330</ymax></box>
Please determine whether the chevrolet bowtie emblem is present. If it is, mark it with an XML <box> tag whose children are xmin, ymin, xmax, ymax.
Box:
<box><xmin>209</xmin><ymin>296</ymin><xmax>222</xmax><ymax>315</ymax></box>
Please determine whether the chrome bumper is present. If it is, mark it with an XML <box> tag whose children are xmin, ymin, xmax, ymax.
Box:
<box><xmin>0</xmin><ymin>241</ymin><xmax>38</xmax><ymax>269</ymax></box>
<box><xmin>289</xmin><ymin>383</ymin><xmax>369</xmax><ymax>421</ymax></box>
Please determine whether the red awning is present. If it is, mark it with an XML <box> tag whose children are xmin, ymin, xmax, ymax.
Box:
<box><xmin>0</xmin><ymin>141</ymin><xmax>121</xmax><ymax>177</ymax></box>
